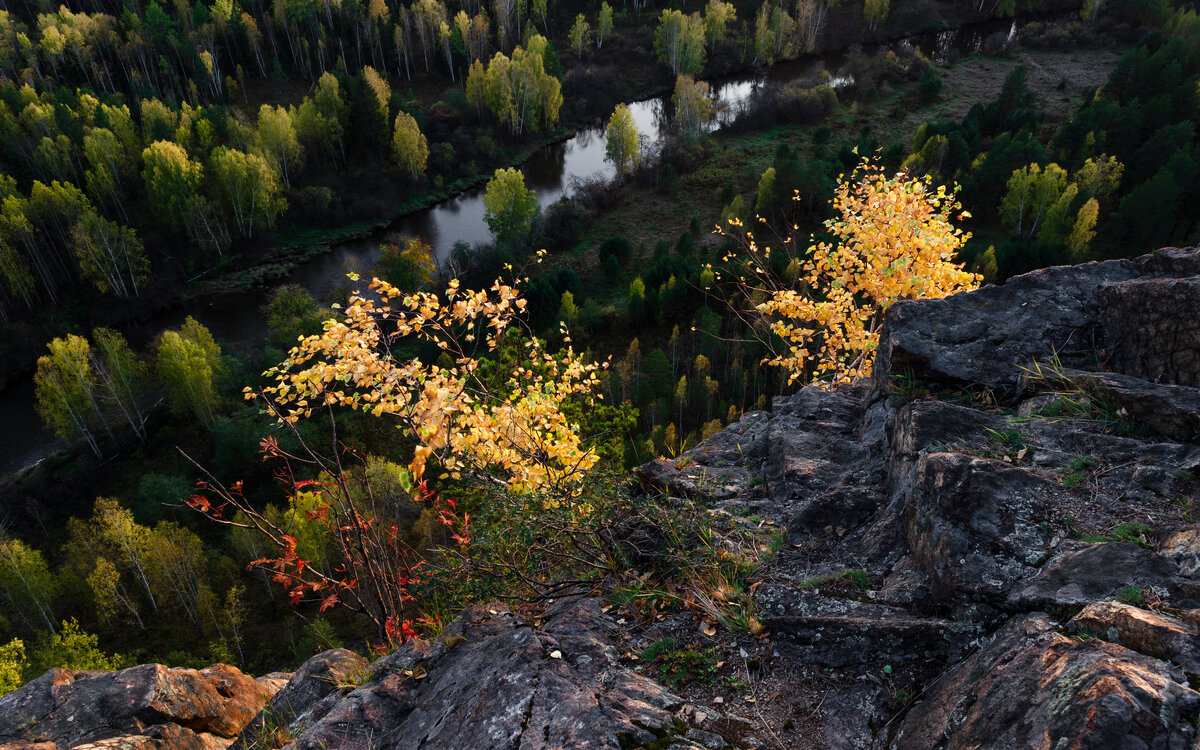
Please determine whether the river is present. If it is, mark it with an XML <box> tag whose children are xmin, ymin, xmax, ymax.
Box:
<box><xmin>0</xmin><ymin>17</ymin><xmax>1020</xmax><ymax>479</ymax></box>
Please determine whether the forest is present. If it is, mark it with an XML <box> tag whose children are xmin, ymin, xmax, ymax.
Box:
<box><xmin>1</xmin><ymin>0</ymin><xmax>1198</xmax><ymax>693</ymax></box>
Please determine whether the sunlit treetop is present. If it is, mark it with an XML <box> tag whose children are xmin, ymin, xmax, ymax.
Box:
<box><xmin>718</xmin><ymin>158</ymin><xmax>980</xmax><ymax>386</ymax></box>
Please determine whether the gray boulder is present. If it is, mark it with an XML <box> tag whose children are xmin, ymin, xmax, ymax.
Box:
<box><xmin>1067</xmin><ymin>369</ymin><xmax>1200</xmax><ymax>443</ymax></box>
<box><xmin>1068</xmin><ymin>601</ymin><xmax>1200</xmax><ymax>677</ymax></box>
<box><xmin>871</xmin><ymin>246</ymin><xmax>1200</xmax><ymax>395</ymax></box>
<box><xmin>872</xmin><ymin>258</ymin><xmax>1138</xmax><ymax>392</ymax></box>
<box><xmin>889</xmin><ymin>614</ymin><xmax>1200</xmax><ymax>750</ymax></box>
<box><xmin>1100</xmin><ymin>276</ymin><xmax>1200</xmax><ymax>386</ymax></box>
<box><xmin>906</xmin><ymin>453</ymin><xmax>1058</xmax><ymax>604</ymax></box>
<box><xmin>1008</xmin><ymin>542</ymin><xmax>1181</xmax><ymax>610</ymax></box>
<box><xmin>282</xmin><ymin>599</ymin><xmax>701</xmax><ymax>750</ymax></box>
<box><xmin>233</xmin><ymin>649</ymin><xmax>368</xmax><ymax>749</ymax></box>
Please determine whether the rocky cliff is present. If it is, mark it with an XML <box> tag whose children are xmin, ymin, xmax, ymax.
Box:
<box><xmin>4</xmin><ymin>247</ymin><xmax>1200</xmax><ymax>749</ymax></box>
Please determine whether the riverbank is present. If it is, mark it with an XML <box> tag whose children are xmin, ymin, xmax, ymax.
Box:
<box><xmin>178</xmin><ymin>131</ymin><xmax>574</xmax><ymax>298</ymax></box>
<box><xmin>174</xmin><ymin>5</ymin><xmax>1094</xmax><ymax>301</ymax></box>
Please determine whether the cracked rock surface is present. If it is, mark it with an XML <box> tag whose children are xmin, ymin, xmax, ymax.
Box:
<box><xmin>0</xmin><ymin>663</ymin><xmax>277</xmax><ymax>749</ymax></box>
<box><xmin>638</xmin><ymin>247</ymin><xmax>1200</xmax><ymax>748</ymax></box>
<box><xmin>280</xmin><ymin>598</ymin><xmax>697</xmax><ymax>750</ymax></box>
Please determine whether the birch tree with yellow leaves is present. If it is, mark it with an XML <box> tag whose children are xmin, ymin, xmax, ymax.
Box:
<box><xmin>252</xmin><ymin>275</ymin><xmax>603</xmax><ymax>494</ymax></box>
<box><xmin>718</xmin><ymin>159</ymin><xmax>980</xmax><ymax>386</ymax></box>
<box><xmin>186</xmin><ymin>271</ymin><xmax>606</xmax><ymax>645</ymax></box>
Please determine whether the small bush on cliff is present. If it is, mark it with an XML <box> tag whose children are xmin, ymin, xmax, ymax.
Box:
<box><xmin>186</xmin><ymin>267</ymin><xmax>773</xmax><ymax>651</ymax></box>
<box><xmin>717</xmin><ymin>158</ymin><xmax>980</xmax><ymax>386</ymax></box>
<box><xmin>188</xmin><ymin>272</ymin><xmax>610</xmax><ymax>647</ymax></box>
<box><xmin>641</xmin><ymin>637</ymin><xmax>720</xmax><ymax>688</ymax></box>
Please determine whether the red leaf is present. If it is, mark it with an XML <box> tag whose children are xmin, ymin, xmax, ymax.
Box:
<box><xmin>259</xmin><ymin>435</ymin><xmax>281</xmax><ymax>458</ymax></box>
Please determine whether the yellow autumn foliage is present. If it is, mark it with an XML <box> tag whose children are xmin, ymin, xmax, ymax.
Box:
<box><xmin>251</xmin><ymin>276</ymin><xmax>603</xmax><ymax>495</ymax></box>
<box><xmin>721</xmin><ymin>159</ymin><xmax>980</xmax><ymax>385</ymax></box>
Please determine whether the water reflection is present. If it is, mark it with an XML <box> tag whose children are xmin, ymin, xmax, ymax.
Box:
<box><xmin>297</xmin><ymin>79</ymin><xmax>759</xmax><ymax>291</ymax></box>
<box><xmin>922</xmin><ymin>19</ymin><xmax>1017</xmax><ymax>63</ymax></box>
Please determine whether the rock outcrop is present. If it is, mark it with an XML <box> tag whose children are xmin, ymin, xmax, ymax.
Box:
<box><xmin>870</xmin><ymin>257</ymin><xmax>1138</xmax><ymax>390</ymax></box>
<box><xmin>640</xmin><ymin>247</ymin><xmax>1200</xmax><ymax>747</ymax></box>
<box><xmin>6</xmin><ymin>248</ymin><xmax>1200</xmax><ymax>749</ymax></box>
<box><xmin>0</xmin><ymin>663</ymin><xmax>279</xmax><ymax>749</ymax></box>
<box><xmin>891</xmin><ymin>614</ymin><xmax>1199</xmax><ymax>750</ymax></box>
<box><xmin>232</xmin><ymin>649</ymin><xmax>368</xmax><ymax>750</ymax></box>
<box><xmin>274</xmin><ymin>599</ymin><xmax>717</xmax><ymax>749</ymax></box>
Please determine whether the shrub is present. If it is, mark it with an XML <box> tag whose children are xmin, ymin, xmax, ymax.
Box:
<box><xmin>598</xmin><ymin>234</ymin><xmax>633</xmax><ymax>266</ymax></box>
<box><xmin>0</xmin><ymin>640</ymin><xmax>26</xmax><ymax>696</ymax></box>
<box><xmin>189</xmin><ymin>277</ymin><xmax>604</xmax><ymax>645</ymax></box>
<box><xmin>26</xmin><ymin>620</ymin><xmax>127</xmax><ymax>678</ymax></box>
<box><xmin>137</xmin><ymin>473</ymin><xmax>191</xmax><ymax>522</ymax></box>
<box><xmin>290</xmin><ymin>186</ymin><xmax>335</xmax><ymax>219</ymax></box>
<box><xmin>717</xmin><ymin>158</ymin><xmax>979</xmax><ymax>385</ymax></box>
<box><xmin>641</xmin><ymin>638</ymin><xmax>720</xmax><ymax>687</ymax></box>
<box><xmin>919</xmin><ymin>67</ymin><xmax>944</xmax><ymax>103</ymax></box>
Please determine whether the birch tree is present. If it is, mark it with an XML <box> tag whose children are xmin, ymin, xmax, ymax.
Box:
<box><xmin>672</xmin><ymin>74</ymin><xmax>713</xmax><ymax>135</ymax></box>
<box><xmin>35</xmin><ymin>334</ymin><xmax>107</xmax><ymax>457</ymax></box>
<box><xmin>91</xmin><ymin>327</ymin><xmax>149</xmax><ymax>443</ymax></box>
<box><xmin>255</xmin><ymin>104</ymin><xmax>303</xmax><ymax>187</ymax></box>
<box><xmin>92</xmin><ymin>498</ymin><xmax>158</xmax><ymax>615</ymax></box>
<box><xmin>141</xmin><ymin>140</ymin><xmax>202</xmax><ymax>233</ymax></box>
<box><xmin>156</xmin><ymin>316</ymin><xmax>221</xmax><ymax>428</ymax></box>
<box><xmin>70</xmin><ymin>212</ymin><xmax>148</xmax><ymax>298</ymax></box>
<box><xmin>207</xmin><ymin>147</ymin><xmax>285</xmax><ymax>237</ymax></box>
<box><xmin>605</xmin><ymin>103</ymin><xmax>641</xmax><ymax>177</ymax></box>
<box><xmin>146</xmin><ymin>522</ymin><xmax>210</xmax><ymax>630</ymax></box>
<box><xmin>391</xmin><ymin>111</ymin><xmax>429</xmax><ymax>178</ymax></box>
<box><xmin>0</xmin><ymin>537</ymin><xmax>57</xmax><ymax>635</ymax></box>
<box><xmin>597</xmin><ymin>2</ymin><xmax>613</xmax><ymax>48</ymax></box>
<box><xmin>568</xmin><ymin>14</ymin><xmax>590</xmax><ymax>59</ymax></box>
